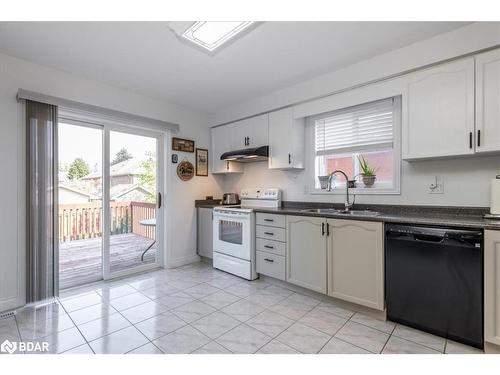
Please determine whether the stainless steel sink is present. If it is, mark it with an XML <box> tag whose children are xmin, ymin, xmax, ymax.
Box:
<box><xmin>299</xmin><ymin>208</ymin><xmax>340</xmax><ymax>214</ymax></box>
<box><xmin>299</xmin><ymin>208</ymin><xmax>380</xmax><ymax>217</ymax></box>
<box><xmin>336</xmin><ymin>210</ymin><xmax>381</xmax><ymax>217</ymax></box>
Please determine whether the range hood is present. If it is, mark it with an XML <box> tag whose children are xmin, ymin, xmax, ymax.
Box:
<box><xmin>220</xmin><ymin>145</ymin><xmax>269</xmax><ymax>163</ymax></box>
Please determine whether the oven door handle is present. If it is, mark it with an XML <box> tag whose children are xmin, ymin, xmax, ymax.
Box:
<box><xmin>214</xmin><ymin>212</ymin><xmax>250</xmax><ymax>221</ymax></box>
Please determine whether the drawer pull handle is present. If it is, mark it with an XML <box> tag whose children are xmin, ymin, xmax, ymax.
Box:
<box><xmin>264</xmin><ymin>245</ymin><xmax>274</xmax><ymax>249</ymax></box>
<box><xmin>264</xmin><ymin>232</ymin><xmax>274</xmax><ymax>236</ymax></box>
<box><xmin>264</xmin><ymin>218</ymin><xmax>274</xmax><ymax>222</ymax></box>
<box><xmin>264</xmin><ymin>258</ymin><xmax>274</xmax><ymax>263</ymax></box>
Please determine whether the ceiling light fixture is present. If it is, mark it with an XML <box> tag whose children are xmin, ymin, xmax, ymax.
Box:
<box><xmin>181</xmin><ymin>21</ymin><xmax>255</xmax><ymax>52</ymax></box>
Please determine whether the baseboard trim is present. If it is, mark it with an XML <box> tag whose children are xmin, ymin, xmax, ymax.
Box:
<box><xmin>485</xmin><ymin>342</ymin><xmax>500</xmax><ymax>354</ymax></box>
<box><xmin>167</xmin><ymin>254</ymin><xmax>201</xmax><ymax>268</ymax></box>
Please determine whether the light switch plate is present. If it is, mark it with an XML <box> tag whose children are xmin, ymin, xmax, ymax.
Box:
<box><xmin>428</xmin><ymin>176</ymin><xmax>444</xmax><ymax>194</ymax></box>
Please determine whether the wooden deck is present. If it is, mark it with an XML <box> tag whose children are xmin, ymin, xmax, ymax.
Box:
<box><xmin>59</xmin><ymin>233</ymin><xmax>156</xmax><ymax>289</ymax></box>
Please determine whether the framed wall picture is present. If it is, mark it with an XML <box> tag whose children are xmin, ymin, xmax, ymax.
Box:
<box><xmin>196</xmin><ymin>148</ymin><xmax>208</xmax><ymax>176</ymax></box>
<box><xmin>172</xmin><ymin>137</ymin><xmax>195</xmax><ymax>153</ymax></box>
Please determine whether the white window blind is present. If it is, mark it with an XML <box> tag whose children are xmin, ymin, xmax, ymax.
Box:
<box><xmin>315</xmin><ymin>97</ymin><xmax>395</xmax><ymax>156</ymax></box>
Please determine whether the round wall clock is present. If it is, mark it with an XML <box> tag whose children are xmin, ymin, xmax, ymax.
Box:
<box><xmin>177</xmin><ymin>160</ymin><xmax>194</xmax><ymax>181</ymax></box>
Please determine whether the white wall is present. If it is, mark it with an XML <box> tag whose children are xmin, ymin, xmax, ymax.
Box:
<box><xmin>0</xmin><ymin>52</ymin><xmax>224</xmax><ymax>312</ymax></box>
<box><xmin>212</xmin><ymin>22</ymin><xmax>500</xmax><ymax>208</ymax></box>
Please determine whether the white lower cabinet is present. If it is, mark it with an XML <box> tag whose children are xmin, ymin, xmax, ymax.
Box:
<box><xmin>256</xmin><ymin>213</ymin><xmax>286</xmax><ymax>281</ymax></box>
<box><xmin>286</xmin><ymin>216</ymin><xmax>327</xmax><ymax>294</ymax></box>
<box><xmin>326</xmin><ymin>219</ymin><xmax>384</xmax><ymax>311</ymax></box>
<box><xmin>284</xmin><ymin>215</ymin><xmax>384</xmax><ymax>310</ymax></box>
<box><xmin>485</xmin><ymin>230</ymin><xmax>500</xmax><ymax>346</ymax></box>
<box><xmin>256</xmin><ymin>251</ymin><xmax>286</xmax><ymax>280</ymax></box>
<box><xmin>197</xmin><ymin>207</ymin><xmax>213</xmax><ymax>259</ymax></box>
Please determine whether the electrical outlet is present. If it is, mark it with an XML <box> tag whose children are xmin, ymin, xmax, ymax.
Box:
<box><xmin>428</xmin><ymin>176</ymin><xmax>444</xmax><ymax>194</ymax></box>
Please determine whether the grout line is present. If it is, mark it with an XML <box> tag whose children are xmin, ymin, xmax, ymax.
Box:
<box><xmin>391</xmin><ymin>325</ymin><xmax>446</xmax><ymax>353</ymax></box>
<box><xmin>385</xmin><ymin>333</ymin><xmax>442</xmax><ymax>354</ymax></box>
<box><xmin>12</xmin><ymin>315</ymin><xmax>26</xmax><ymax>354</ymax></box>
<box><xmin>348</xmin><ymin>316</ymin><xmax>396</xmax><ymax>336</ymax></box>
<box><xmin>330</xmin><ymin>335</ymin><xmax>376</xmax><ymax>354</ymax></box>
<box><xmin>57</xmin><ymin>297</ymin><xmax>95</xmax><ymax>354</ymax></box>
<box><xmin>316</xmin><ymin>316</ymin><xmax>352</xmax><ymax>354</ymax></box>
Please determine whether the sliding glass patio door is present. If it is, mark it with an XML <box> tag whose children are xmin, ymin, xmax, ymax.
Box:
<box><xmin>58</xmin><ymin>118</ymin><xmax>163</xmax><ymax>289</ymax></box>
<box><xmin>105</xmin><ymin>130</ymin><xmax>161</xmax><ymax>278</ymax></box>
<box><xmin>58</xmin><ymin>122</ymin><xmax>104</xmax><ymax>289</ymax></box>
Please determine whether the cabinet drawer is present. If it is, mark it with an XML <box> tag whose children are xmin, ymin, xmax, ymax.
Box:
<box><xmin>256</xmin><ymin>213</ymin><xmax>285</xmax><ymax>228</ymax></box>
<box><xmin>256</xmin><ymin>225</ymin><xmax>286</xmax><ymax>242</ymax></box>
<box><xmin>256</xmin><ymin>238</ymin><xmax>286</xmax><ymax>257</ymax></box>
<box><xmin>256</xmin><ymin>251</ymin><xmax>286</xmax><ymax>281</ymax></box>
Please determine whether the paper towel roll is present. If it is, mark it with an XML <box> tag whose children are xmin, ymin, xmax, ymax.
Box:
<box><xmin>490</xmin><ymin>177</ymin><xmax>500</xmax><ymax>214</ymax></box>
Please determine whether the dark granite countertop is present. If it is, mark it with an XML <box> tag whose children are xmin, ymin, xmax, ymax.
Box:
<box><xmin>195</xmin><ymin>199</ymin><xmax>221</xmax><ymax>208</ymax></box>
<box><xmin>253</xmin><ymin>202</ymin><xmax>500</xmax><ymax>230</ymax></box>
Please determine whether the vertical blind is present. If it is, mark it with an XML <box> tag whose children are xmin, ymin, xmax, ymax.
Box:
<box><xmin>315</xmin><ymin>97</ymin><xmax>395</xmax><ymax>156</ymax></box>
<box><xmin>26</xmin><ymin>100</ymin><xmax>58</xmax><ymax>303</ymax></box>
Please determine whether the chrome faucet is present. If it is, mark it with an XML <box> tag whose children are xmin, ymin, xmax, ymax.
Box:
<box><xmin>327</xmin><ymin>170</ymin><xmax>355</xmax><ymax>211</ymax></box>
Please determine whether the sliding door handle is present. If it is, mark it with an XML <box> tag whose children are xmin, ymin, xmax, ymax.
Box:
<box><xmin>158</xmin><ymin>192</ymin><xmax>162</xmax><ymax>208</ymax></box>
<box><xmin>478</xmin><ymin>130</ymin><xmax>481</xmax><ymax>147</ymax></box>
<box><xmin>322</xmin><ymin>222</ymin><xmax>325</xmax><ymax>236</ymax></box>
<box><xmin>469</xmin><ymin>132</ymin><xmax>473</xmax><ymax>149</ymax></box>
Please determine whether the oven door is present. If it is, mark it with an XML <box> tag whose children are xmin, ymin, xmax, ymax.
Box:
<box><xmin>213</xmin><ymin>210</ymin><xmax>252</xmax><ymax>261</ymax></box>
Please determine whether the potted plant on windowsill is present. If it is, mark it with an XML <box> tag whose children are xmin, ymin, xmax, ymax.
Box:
<box><xmin>358</xmin><ymin>155</ymin><xmax>378</xmax><ymax>187</ymax></box>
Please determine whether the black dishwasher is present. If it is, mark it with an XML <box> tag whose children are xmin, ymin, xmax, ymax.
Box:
<box><xmin>385</xmin><ymin>224</ymin><xmax>483</xmax><ymax>349</ymax></box>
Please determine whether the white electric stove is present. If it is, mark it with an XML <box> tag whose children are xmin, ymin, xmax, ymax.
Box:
<box><xmin>213</xmin><ymin>188</ymin><xmax>281</xmax><ymax>280</ymax></box>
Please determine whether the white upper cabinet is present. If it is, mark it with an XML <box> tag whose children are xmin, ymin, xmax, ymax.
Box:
<box><xmin>476</xmin><ymin>49</ymin><xmax>500</xmax><ymax>154</ymax></box>
<box><xmin>268</xmin><ymin>107</ymin><xmax>305</xmax><ymax>169</ymax></box>
<box><xmin>210</xmin><ymin>125</ymin><xmax>242</xmax><ymax>174</ymax></box>
<box><xmin>231</xmin><ymin>114</ymin><xmax>269</xmax><ymax>150</ymax></box>
<box><xmin>246</xmin><ymin>114</ymin><xmax>269</xmax><ymax>148</ymax></box>
<box><xmin>403</xmin><ymin>58</ymin><xmax>475</xmax><ymax>160</ymax></box>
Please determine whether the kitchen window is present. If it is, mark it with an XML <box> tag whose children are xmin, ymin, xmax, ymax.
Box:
<box><xmin>311</xmin><ymin>96</ymin><xmax>401</xmax><ymax>194</ymax></box>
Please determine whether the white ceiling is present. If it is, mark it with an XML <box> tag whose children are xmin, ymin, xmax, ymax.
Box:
<box><xmin>0</xmin><ymin>22</ymin><xmax>470</xmax><ymax>113</ymax></box>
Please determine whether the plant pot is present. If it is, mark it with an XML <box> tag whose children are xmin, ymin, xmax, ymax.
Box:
<box><xmin>317</xmin><ymin>175</ymin><xmax>330</xmax><ymax>189</ymax></box>
<box><xmin>362</xmin><ymin>174</ymin><xmax>376</xmax><ymax>187</ymax></box>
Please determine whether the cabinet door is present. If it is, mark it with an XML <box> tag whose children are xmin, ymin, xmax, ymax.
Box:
<box><xmin>246</xmin><ymin>114</ymin><xmax>269</xmax><ymax>148</ymax></box>
<box><xmin>286</xmin><ymin>215</ymin><xmax>327</xmax><ymax>293</ymax></box>
<box><xmin>268</xmin><ymin>108</ymin><xmax>305</xmax><ymax>169</ymax></box>
<box><xmin>230</xmin><ymin>120</ymin><xmax>248</xmax><ymax>150</ymax></box>
<box><xmin>210</xmin><ymin>125</ymin><xmax>242</xmax><ymax>174</ymax></box>
<box><xmin>485</xmin><ymin>230</ymin><xmax>500</xmax><ymax>346</ymax></box>
<box><xmin>403</xmin><ymin>58</ymin><xmax>475</xmax><ymax>160</ymax></box>
<box><xmin>476</xmin><ymin>49</ymin><xmax>500</xmax><ymax>154</ymax></box>
<box><xmin>197</xmin><ymin>208</ymin><xmax>213</xmax><ymax>259</ymax></box>
<box><xmin>327</xmin><ymin>219</ymin><xmax>384</xmax><ymax>310</ymax></box>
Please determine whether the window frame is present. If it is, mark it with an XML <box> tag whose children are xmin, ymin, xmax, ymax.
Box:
<box><xmin>307</xmin><ymin>96</ymin><xmax>402</xmax><ymax>196</ymax></box>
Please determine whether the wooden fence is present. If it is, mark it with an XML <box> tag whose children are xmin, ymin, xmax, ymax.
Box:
<box><xmin>58</xmin><ymin>201</ymin><xmax>156</xmax><ymax>242</ymax></box>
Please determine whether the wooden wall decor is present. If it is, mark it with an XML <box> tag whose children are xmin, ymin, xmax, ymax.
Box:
<box><xmin>177</xmin><ymin>160</ymin><xmax>194</xmax><ymax>181</ymax></box>
<box><xmin>172</xmin><ymin>137</ymin><xmax>195</xmax><ymax>153</ymax></box>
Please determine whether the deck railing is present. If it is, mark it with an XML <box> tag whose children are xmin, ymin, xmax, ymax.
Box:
<box><xmin>58</xmin><ymin>201</ymin><xmax>156</xmax><ymax>242</ymax></box>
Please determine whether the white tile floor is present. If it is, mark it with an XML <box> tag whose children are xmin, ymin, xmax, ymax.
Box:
<box><xmin>0</xmin><ymin>261</ymin><xmax>484</xmax><ymax>354</ymax></box>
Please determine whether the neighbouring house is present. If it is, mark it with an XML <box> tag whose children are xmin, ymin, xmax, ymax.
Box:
<box><xmin>82</xmin><ymin>159</ymin><xmax>147</xmax><ymax>188</ymax></box>
<box><xmin>58</xmin><ymin>184</ymin><xmax>100</xmax><ymax>204</ymax></box>
<box><xmin>110</xmin><ymin>183</ymin><xmax>152</xmax><ymax>202</ymax></box>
